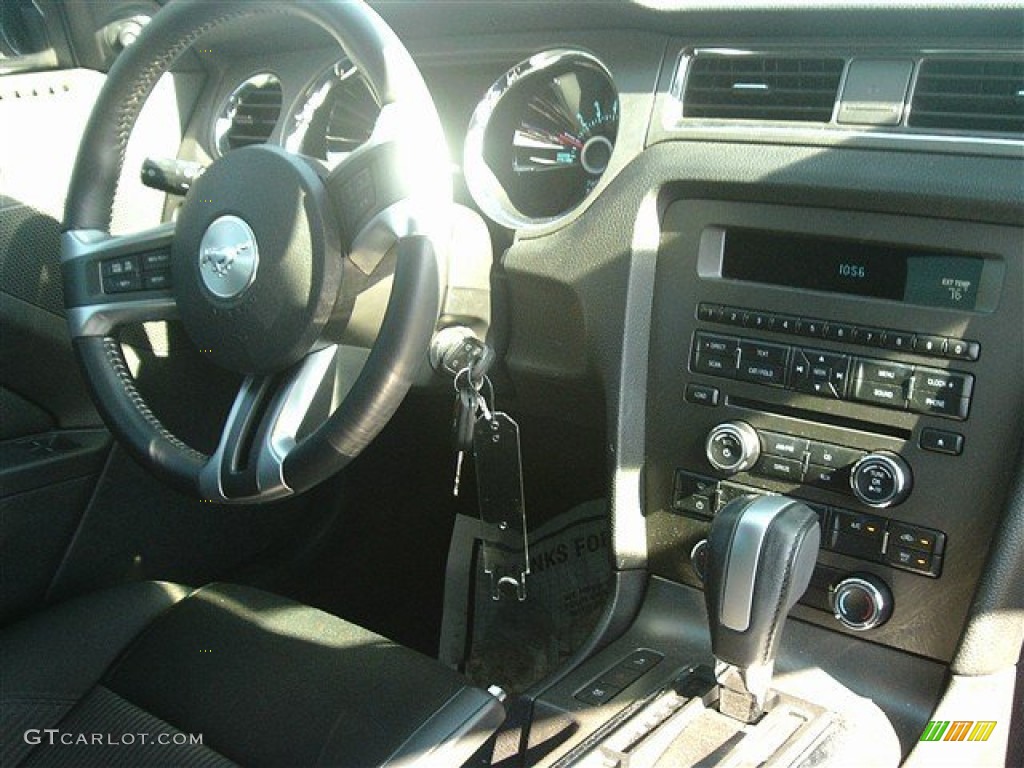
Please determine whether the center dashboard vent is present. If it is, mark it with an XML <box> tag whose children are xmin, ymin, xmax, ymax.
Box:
<box><xmin>683</xmin><ymin>54</ymin><xmax>845</xmax><ymax>122</ymax></box>
<box><xmin>909</xmin><ymin>58</ymin><xmax>1024</xmax><ymax>134</ymax></box>
<box><xmin>215</xmin><ymin>73</ymin><xmax>283</xmax><ymax>155</ymax></box>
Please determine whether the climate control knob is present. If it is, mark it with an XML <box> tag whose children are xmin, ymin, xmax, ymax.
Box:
<box><xmin>705</xmin><ymin>421</ymin><xmax>760</xmax><ymax>474</ymax></box>
<box><xmin>832</xmin><ymin>573</ymin><xmax>893</xmax><ymax>631</ymax></box>
<box><xmin>849</xmin><ymin>452</ymin><xmax>912</xmax><ymax>508</ymax></box>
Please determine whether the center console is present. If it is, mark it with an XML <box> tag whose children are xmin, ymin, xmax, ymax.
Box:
<box><xmin>644</xmin><ymin>199</ymin><xmax>1024</xmax><ymax>663</ymax></box>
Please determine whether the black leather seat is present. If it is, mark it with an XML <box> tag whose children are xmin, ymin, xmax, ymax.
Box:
<box><xmin>1</xmin><ymin>582</ymin><xmax>503</xmax><ymax>767</ymax></box>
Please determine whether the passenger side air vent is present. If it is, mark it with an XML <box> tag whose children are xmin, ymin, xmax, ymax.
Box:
<box><xmin>909</xmin><ymin>58</ymin><xmax>1024</xmax><ymax>134</ymax></box>
<box><xmin>683</xmin><ymin>55</ymin><xmax>845</xmax><ymax>122</ymax></box>
<box><xmin>214</xmin><ymin>73</ymin><xmax>283</xmax><ymax>155</ymax></box>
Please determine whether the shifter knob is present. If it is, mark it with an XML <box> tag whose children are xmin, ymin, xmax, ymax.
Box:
<box><xmin>704</xmin><ymin>495</ymin><xmax>820</xmax><ymax>721</ymax></box>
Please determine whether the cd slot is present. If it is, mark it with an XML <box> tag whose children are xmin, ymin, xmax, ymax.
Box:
<box><xmin>727</xmin><ymin>396</ymin><xmax>912</xmax><ymax>440</ymax></box>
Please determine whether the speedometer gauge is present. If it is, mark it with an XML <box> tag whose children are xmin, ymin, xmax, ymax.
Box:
<box><xmin>465</xmin><ymin>50</ymin><xmax>620</xmax><ymax>231</ymax></box>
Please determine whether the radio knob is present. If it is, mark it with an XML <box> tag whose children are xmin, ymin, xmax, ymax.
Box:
<box><xmin>705</xmin><ymin>421</ymin><xmax>760</xmax><ymax>474</ymax></box>
<box><xmin>849</xmin><ymin>452</ymin><xmax>912</xmax><ymax>508</ymax></box>
<box><xmin>832</xmin><ymin>573</ymin><xmax>893</xmax><ymax>631</ymax></box>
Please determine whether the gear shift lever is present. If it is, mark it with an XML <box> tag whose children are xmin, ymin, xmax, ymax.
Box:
<box><xmin>704</xmin><ymin>495</ymin><xmax>820</xmax><ymax>723</ymax></box>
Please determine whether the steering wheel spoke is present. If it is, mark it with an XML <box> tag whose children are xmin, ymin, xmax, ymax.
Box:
<box><xmin>63</xmin><ymin>224</ymin><xmax>178</xmax><ymax>337</ymax></box>
<box><xmin>199</xmin><ymin>345</ymin><xmax>340</xmax><ymax>502</ymax></box>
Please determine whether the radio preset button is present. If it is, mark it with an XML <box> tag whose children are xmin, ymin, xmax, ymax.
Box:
<box><xmin>697</xmin><ymin>303</ymin><xmax>724</xmax><ymax>322</ymax></box>
<box><xmin>796</xmin><ymin>318</ymin><xmax>826</xmax><ymax>337</ymax></box>
<box><xmin>883</xmin><ymin>331</ymin><xmax>916</xmax><ymax>351</ymax></box>
<box><xmin>743</xmin><ymin>311</ymin><xmax>771</xmax><ymax>331</ymax></box>
<box><xmin>722</xmin><ymin>308</ymin><xmax>745</xmax><ymax>326</ymax></box>
<box><xmin>852</xmin><ymin>327</ymin><xmax>886</xmax><ymax>348</ymax></box>
<box><xmin>914</xmin><ymin>335</ymin><xmax>947</xmax><ymax>356</ymax></box>
<box><xmin>825</xmin><ymin>323</ymin><xmax>855</xmax><ymax>342</ymax></box>
<box><xmin>769</xmin><ymin>315</ymin><xmax>799</xmax><ymax>334</ymax></box>
<box><xmin>945</xmin><ymin>338</ymin><xmax>980</xmax><ymax>362</ymax></box>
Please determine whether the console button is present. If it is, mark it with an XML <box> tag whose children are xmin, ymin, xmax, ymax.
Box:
<box><xmin>852</xmin><ymin>327</ymin><xmax>886</xmax><ymax>348</ymax></box>
<box><xmin>806</xmin><ymin>463</ymin><xmax>850</xmax><ymax>493</ymax></box>
<box><xmin>825</xmin><ymin>323</ymin><xmax>855</xmax><ymax>343</ymax></box>
<box><xmin>914</xmin><ymin>335</ymin><xmax>947</xmax><ymax>356</ymax></box>
<box><xmin>673</xmin><ymin>471</ymin><xmax>718</xmax><ymax>516</ymax></box>
<box><xmin>619</xmin><ymin>650</ymin><xmax>664</xmax><ymax>673</ymax></box>
<box><xmin>886</xmin><ymin>546</ymin><xmax>941</xmax><ymax>577</ymax></box>
<box><xmin>743</xmin><ymin>311</ymin><xmax>771</xmax><ymax>331</ymax></box>
<box><xmin>575</xmin><ymin>681</ymin><xmax>619</xmax><ymax>706</ymax></box>
<box><xmin>883</xmin><ymin>331</ymin><xmax>916</xmax><ymax>351</ymax></box>
<box><xmin>919</xmin><ymin>428</ymin><xmax>964</xmax><ymax>456</ymax></box>
<box><xmin>722</xmin><ymin>307</ymin><xmax>746</xmax><ymax>326</ymax></box>
<box><xmin>769</xmin><ymin>315</ymin><xmax>799</xmax><ymax>334</ymax></box>
<box><xmin>753</xmin><ymin>455</ymin><xmax>804</xmax><ymax>482</ymax></box>
<box><xmin>912</xmin><ymin>369</ymin><xmax>973</xmax><ymax>399</ymax></box>
<box><xmin>945</xmin><ymin>338</ymin><xmax>980</xmax><ymax>362</ymax></box>
<box><xmin>854</xmin><ymin>359</ymin><xmax>914</xmax><ymax>387</ymax></box>
<box><xmin>739</xmin><ymin>340</ymin><xmax>789</xmax><ymax>366</ymax></box>
<box><xmin>693</xmin><ymin>354</ymin><xmax>737</xmax><ymax>378</ymax></box>
<box><xmin>889</xmin><ymin>523</ymin><xmax>944</xmax><ymax>555</ymax></box>
<box><xmin>684</xmin><ymin>383</ymin><xmax>720</xmax><ymax>407</ymax></box>
<box><xmin>807</xmin><ymin>442</ymin><xmax>863</xmax><ymax>469</ymax></box>
<box><xmin>907</xmin><ymin>389</ymin><xmax>970</xmax><ymax>419</ymax></box>
<box><xmin>852</xmin><ymin>379</ymin><xmax>907</xmax><ymax>409</ymax></box>
<box><xmin>696</xmin><ymin>333</ymin><xmax>739</xmax><ymax>357</ymax></box>
<box><xmin>759</xmin><ymin>431</ymin><xmax>809</xmax><ymax>459</ymax></box>
<box><xmin>697</xmin><ymin>303</ymin><xmax>724</xmax><ymax>322</ymax></box>
<box><xmin>796</xmin><ymin>317</ymin><xmax>826</xmax><ymax>337</ymax></box>
<box><xmin>737</xmin><ymin>360</ymin><xmax>787</xmax><ymax>386</ymax></box>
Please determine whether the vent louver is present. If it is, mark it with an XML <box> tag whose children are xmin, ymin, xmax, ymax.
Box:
<box><xmin>216</xmin><ymin>73</ymin><xmax>283</xmax><ymax>154</ymax></box>
<box><xmin>910</xmin><ymin>58</ymin><xmax>1024</xmax><ymax>135</ymax></box>
<box><xmin>324</xmin><ymin>71</ymin><xmax>378</xmax><ymax>156</ymax></box>
<box><xmin>683</xmin><ymin>55</ymin><xmax>845</xmax><ymax>122</ymax></box>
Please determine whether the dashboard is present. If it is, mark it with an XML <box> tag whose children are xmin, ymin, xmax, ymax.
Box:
<box><xmin>157</xmin><ymin>1</ymin><xmax>1022</xmax><ymax>761</ymax></box>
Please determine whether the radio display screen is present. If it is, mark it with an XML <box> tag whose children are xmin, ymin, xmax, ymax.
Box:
<box><xmin>722</xmin><ymin>229</ymin><xmax>984</xmax><ymax>311</ymax></box>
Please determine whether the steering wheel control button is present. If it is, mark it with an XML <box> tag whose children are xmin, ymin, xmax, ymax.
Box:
<box><xmin>705</xmin><ymin>421</ymin><xmax>760</xmax><ymax>474</ymax></box>
<box><xmin>198</xmin><ymin>215</ymin><xmax>260</xmax><ymax>300</ymax></box>
<box><xmin>920</xmin><ymin>428</ymin><xmax>964</xmax><ymax>455</ymax></box>
<box><xmin>850</xmin><ymin>452</ymin><xmax>912</xmax><ymax>508</ymax></box>
<box><xmin>684</xmin><ymin>383</ymin><xmax>720</xmax><ymax>407</ymax></box>
<box><xmin>832</xmin><ymin>574</ymin><xmax>893</xmax><ymax>631</ymax></box>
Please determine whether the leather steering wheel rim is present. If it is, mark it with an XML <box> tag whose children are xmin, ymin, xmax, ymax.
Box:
<box><xmin>61</xmin><ymin>0</ymin><xmax>450</xmax><ymax>502</ymax></box>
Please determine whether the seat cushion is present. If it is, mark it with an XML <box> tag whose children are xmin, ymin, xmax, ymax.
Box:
<box><xmin>1</xmin><ymin>582</ymin><xmax>503</xmax><ymax>767</ymax></box>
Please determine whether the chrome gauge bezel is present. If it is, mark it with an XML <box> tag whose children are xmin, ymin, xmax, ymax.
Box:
<box><xmin>464</xmin><ymin>48</ymin><xmax>619</xmax><ymax>232</ymax></box>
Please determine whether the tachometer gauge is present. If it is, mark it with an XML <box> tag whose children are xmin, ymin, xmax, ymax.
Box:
<box><xmin>465</xmin><ymin>50</ymin><xmax>620</xmax><ymax>231</ymax></box>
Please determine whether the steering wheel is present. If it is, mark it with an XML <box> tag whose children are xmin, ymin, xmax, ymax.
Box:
<box><xmin>60</xmin><ymin>0</ymin><xmax>451</xmax><ymax>503</ymax></box>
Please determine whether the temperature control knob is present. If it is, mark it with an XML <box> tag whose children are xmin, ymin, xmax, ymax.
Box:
<box><xmin>705</xmin><ymin>421</ymin><xmax>760</xmax><ymax>474</ymax></box>
<box><xmin>850</xmin><ymin>452</ymin><xmax>912</xmax><ymax>508</ymax></box>
<box><xmin>832</xmin><ymin>573</ymin><xmax>893</xmax><ymax>631</ymax></box>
